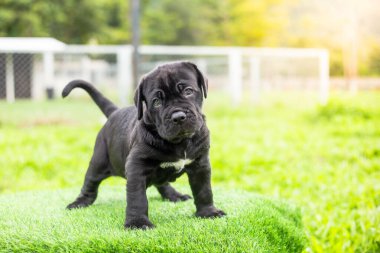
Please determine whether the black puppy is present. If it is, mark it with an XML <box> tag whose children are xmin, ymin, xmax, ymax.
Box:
<box><xmin>63</xmin><ymin>61</ymin><xmax>225</xmax><ymax>229</ymax></box>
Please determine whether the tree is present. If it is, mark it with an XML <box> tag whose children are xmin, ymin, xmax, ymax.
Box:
<box><xmin>140</xmin><ymin>0</ymin><xmax>290</xmax><ymax>46</ymax></box>
<box><xmin>0</xmin><ymin>0</ymin><xmax>104</xmax><ymax>44</ymax></box>
<box><xmin>221</xmin><ymin>0</ymin><xmax>290</xmax><ymax>46</ymax></box>
<box><xmin>0</xmin><ymin>0</ymin><xmax>291</xmax><ymax>46</ymax></box>
<box><xmin>0</xmin><ymin>0</ymin><xmax>47</xmax><ymax>37</ymax></box>
<box><xmin>141</xmin><ymin>0</ymin><xmax>205</xmax><ymax>45</ymax></box>
<box><xmin>96</xmin><ymin>0</ymin><xmax>130</xmax><ymax>44</ymax></box>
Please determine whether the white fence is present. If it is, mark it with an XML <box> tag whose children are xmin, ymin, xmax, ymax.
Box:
<box><xmin>0</xmin><ymin>44</ymin><xmax>329</xmax><ymax>105</ymax></box>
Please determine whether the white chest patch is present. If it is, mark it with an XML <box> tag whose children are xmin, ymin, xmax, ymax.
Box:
<box><xmin>160</xmin><ymin>159</ymin><xmax>193</xmax><ymax>172</ymax></box>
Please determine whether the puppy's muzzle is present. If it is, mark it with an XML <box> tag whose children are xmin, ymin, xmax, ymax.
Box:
<box><xmin>171</xmin><ymin>111</ymin><xmax>187</xmax><ymax>124</ymax></box>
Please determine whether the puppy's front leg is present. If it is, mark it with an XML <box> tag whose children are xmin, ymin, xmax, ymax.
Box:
<box><xmin>187</xmin><ymin>154</ymin><xmax>226</xmax><ymax>218</ymax></box>
<box><xmin>124</xmin><ymin>159</ymin><xmax>154</xmax><ymax>229</ymax></box>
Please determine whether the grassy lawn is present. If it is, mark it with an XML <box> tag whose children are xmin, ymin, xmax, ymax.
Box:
<box><xmin>0</xmin><ymin>92</ymin><xmax>379</xmax><ymax>252</ymax></box>
<box><xmin>0</xmin><ymin>187</ymin><xmax>305</xmax><ymax>253</ymax></box>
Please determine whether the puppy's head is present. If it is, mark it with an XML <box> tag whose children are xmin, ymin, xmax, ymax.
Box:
<box><xmin>134</xmin><ymin>61</ymin><xmax>208</xmax><ymax>143</ymax></box>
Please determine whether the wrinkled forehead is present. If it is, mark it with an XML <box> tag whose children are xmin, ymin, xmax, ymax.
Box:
<box><xmin>144</xmin><ymin>64</ymin><xmax>197</xmax><ymax>93</ymax></box>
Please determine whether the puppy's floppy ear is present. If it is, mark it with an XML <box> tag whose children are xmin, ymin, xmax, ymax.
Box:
<box><xmin>134</xmin><ymin>78</ymin><xmax>145</xmax><ymax>120</ymax></box>
<box><xmin>185</xmin><ymin>62</ymin><xmax>208</xmax><ymax>99</ymax></box>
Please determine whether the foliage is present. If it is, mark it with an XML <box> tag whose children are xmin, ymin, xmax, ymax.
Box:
<box><xmin>141</xmin><ymin>0</ymin><xmax>203</xmax><ymax>45</ymax></box>
<box><xmin>0</xmin><ymin>0</ymin><xmax>290</xmax><ymax>46</ymax></box>
<box><xmin>0</xmin><ymin>92</ymin><xmax>379</xmax><ymax>252</ymax></box>
<box><xmin>0</xmin><ymin>0</ymin><xmax>103</xmax><ymax>43</ymax></box>
<box><xmin>2</xmin><ymin>0</ymin><xmax>380</xmax><ymax>75</ymax></box>
<box><xmin>222</xmin><ymin>0</ymin><xmax>289</xmax><ymax>46</ymax></box>
<box><xmin>0</xmin><ymin>187</ymin><xmax>306</xmax><ymax>252</ymax></box>
<box><xmin>0</xmin><ymin>0</ymin><xmax>46</xmax><ymax>37</ymax></box>
<box><xmin>96</xmin><ymin>0</ymin><xmax>130</xmax><ymax>44</ymax></box>
<box><xmin>141</xmin><ymin>0</ymin><xmax>289</xmax><ymax>46</ymax></box>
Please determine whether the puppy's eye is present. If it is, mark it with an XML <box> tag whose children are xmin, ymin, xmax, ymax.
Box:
<box><xmin>183</xmin><ymin>87</ymin><xmax>194</xmax><ymax>97</ymax></box>
<box><xmin>152</xmin><ymin>98</ymin><xmax>162</xmax><ymax>108</ymax></box>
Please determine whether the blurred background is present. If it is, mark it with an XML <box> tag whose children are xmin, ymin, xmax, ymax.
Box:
<box><xmin>0</xmin><ymin>0</ymin><xmax>379</xmax><ymax>252</ymax></box>
<box><xmin>0</xmin><ymin>0</ymin><xmax>380</xmax><ymax>103</ymax></box>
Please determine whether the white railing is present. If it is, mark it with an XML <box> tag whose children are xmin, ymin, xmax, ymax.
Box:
<box><xmin>0</xmin><ymin>44</ymin><xmax>329</xmax><ymax>105</ymax></box>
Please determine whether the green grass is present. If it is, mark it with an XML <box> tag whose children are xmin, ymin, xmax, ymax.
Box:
<box><xmin>0</xmin><ymin>187</ymin><xmax>305</xmax><ymax>253</ymax></box>
<box><xmin>0</xmin><ymin>92</ymin><xmax>379</xmax><ymax>252</ymax></box>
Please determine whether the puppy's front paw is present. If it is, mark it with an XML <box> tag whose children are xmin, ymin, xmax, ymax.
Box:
<box><xmin>195</xmin><ymin>206</ymin><xmax>226</xmax><ymax>218</ymax></box>
<box><xmin>124</xmin><ymin>216</ymin><xmax>155</xmax><ymax>230</ymax></box>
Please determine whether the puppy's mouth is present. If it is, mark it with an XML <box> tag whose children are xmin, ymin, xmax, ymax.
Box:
<box><xmin>159</xmin><ymin>117</ymin><xmax>202</xmax><ymax>143</ymax></box>
<box><xmin>167</xmin><ymin>131</ymin><xmax>195</xmax><ymax>143</ymax></box>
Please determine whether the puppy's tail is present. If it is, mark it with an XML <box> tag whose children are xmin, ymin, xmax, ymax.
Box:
<box><xmin>62</xmin><ymin>80</ymin><xmax>118</xmax><ymax>118</ymax></box>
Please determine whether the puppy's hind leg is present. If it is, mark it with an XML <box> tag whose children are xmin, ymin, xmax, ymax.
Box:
<box><xmin>156</xmin><ymin>183</ymin><xmax>192</xmax><ymax>202</ymax></box>
<box><xmin>67</xmin><ymin>133</ymin><xmax>111</xmax><ymax>209</ymax></box>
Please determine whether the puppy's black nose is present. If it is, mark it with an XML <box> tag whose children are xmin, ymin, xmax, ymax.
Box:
<box><xmin>171</xmin><ymin>111</ymin><xmax>187</xmax><ymax>124</ymax></box>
